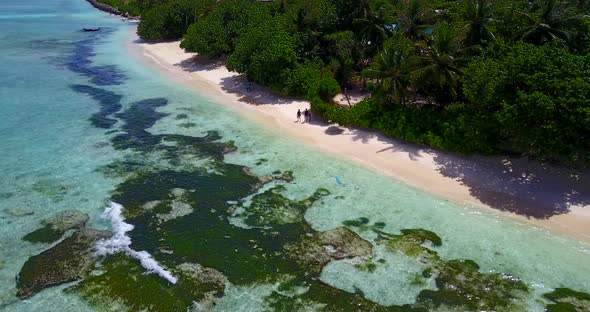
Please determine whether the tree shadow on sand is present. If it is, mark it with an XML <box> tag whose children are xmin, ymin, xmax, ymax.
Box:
<box><xmin>431</xmin><ymin>153</ymin><xmax>590</xmax><ymax>219</ymax></box>
<box><xmin>174</xmin><ymin>55</ymin><xmax>224</xmax><ymax>72</ymax></box>
<box><xmin>320</xmin><ymin>125</ymin><xmax>590</xmax><ymax>219</ymax></box>
<box><xmin>219</xmin><ymin>76</ymin><xmax>300</xmax><ymax>105</ymax></box>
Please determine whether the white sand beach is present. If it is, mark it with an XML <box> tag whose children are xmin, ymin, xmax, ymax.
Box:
<box><xmin>128</xmin><ymin>35</ymin><xmax>590</xmax><ymax>243</ymax></box>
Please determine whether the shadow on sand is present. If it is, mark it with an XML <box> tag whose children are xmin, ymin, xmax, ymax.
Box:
<box><xmin>174</xmin><ymin>55</ymin><xmax>224</xmax><ymax>72</ymax></box>
<box><xmin>431</xmin><ymin>153</ymin><xmax>590</xmax><ymax>219</ymax></box>
<box><xmin>346</xmin><ymin>128</ymin><xmax>590</xmax><ymax>219</ymax></box>
<box><xmin>219</xmin><ymin>76</ymin><xmax>299</xmax><ymax>106</ymax></box>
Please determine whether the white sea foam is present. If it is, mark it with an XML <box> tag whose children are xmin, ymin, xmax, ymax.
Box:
<box><xmin>95</xmin><ymin>202</ymin><xmax>178</xmax><ymax>284</ymax></box>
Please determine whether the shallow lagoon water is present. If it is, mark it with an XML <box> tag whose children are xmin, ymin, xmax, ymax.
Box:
<box><xmin>1</xmin><ymin>1</ymin><xmax>590</xmax><ymax>311</ymax></box>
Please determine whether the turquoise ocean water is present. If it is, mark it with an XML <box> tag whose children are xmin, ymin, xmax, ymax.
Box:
<box><xmin>1</xmin><ymin>1</ymin><xmax>589</xmax><ymax>311</ymax></box>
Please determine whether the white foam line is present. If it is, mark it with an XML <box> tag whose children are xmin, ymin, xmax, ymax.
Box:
<box><xmin>95</xmin><ymin>202</ymin><xmax>178</xmax><ymax>284</ymax></box>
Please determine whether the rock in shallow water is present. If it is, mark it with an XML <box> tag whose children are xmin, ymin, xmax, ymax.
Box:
<box><xmin>284</xmin><ymin>226</ymin><xmax>372</xmax><ymax>275</ymax></box>
<box><xmin>16</xmin><ymin>228</ymin><xmax>109</xmax><ymax>298</ymax></box>
<box><xmin>22</xmin><ymin>210</ymin><xmax>89</xmax><ymax>244</ymax></box>
<box><xmin>3</xmin><ymin>208</ymin><xmax>34</xmax><ymax>217</ymax></box>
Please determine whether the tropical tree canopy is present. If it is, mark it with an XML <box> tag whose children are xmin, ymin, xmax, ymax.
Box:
<box><xmin>133</xmin><ymin>0</ymin><xmax>590</xmax><ymax>162</ymax></box>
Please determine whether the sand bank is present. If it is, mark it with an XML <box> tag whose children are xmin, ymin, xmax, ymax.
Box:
<box><xmin>128</xmin><ymin>35</ymin><xmax>590</xmax><ymax>243</ymax></box>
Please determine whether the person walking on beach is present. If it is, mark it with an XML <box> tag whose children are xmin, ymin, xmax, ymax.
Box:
<box><xmin>296</xmin><ymin>109</ymin><xmax>301</xmax><ymax>122</ymax></box>
<box><xmin>308</xmin><ymin>110</ymin><xmax>312</xmax><ymax>123</ymax></box>
<box><xmin>303</xmin><ymin>109</ymin><xmax>309</xmax><ymax>123</ymax></box>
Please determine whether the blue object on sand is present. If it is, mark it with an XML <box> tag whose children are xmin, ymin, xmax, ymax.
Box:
<box><xmin>335</xmin><ymin>176</ymin><xmax>346</xmax><ymax>187</ymax></box>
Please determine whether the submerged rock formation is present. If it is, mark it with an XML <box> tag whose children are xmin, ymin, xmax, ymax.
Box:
<box><xmin>16</xmin><ymin>228</ymin><xmax>109</xmax><ymax>298</ymax></box>
<box><xmin>544</xmin><ymin>288</ymin><xmax>590</xmax><ymax>312</ymax></box>
<box><xmin>284</xmin><ymin>226</ymin><xmax>373</xmax><ymax>275</ymax></box>
<box><xmin>86</xmin><ymin>0</ymin><xmax>119</xmax><ymax>15</ymax></box>
<box><xmin>22</xmin><ymin>210</ymin><xmax>89</xmax><ymax>244</ymax></box>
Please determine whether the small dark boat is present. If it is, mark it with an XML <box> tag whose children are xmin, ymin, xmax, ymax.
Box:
<box><xmin>83</xmin><ymin>27</ymin><xmax>101</xmax><ymax>32</ymax></box>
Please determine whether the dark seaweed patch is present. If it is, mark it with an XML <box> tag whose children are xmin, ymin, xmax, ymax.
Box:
<box><xmin>110</xmin><ymin>97</ymin><xmax>235</xmax><ymax>164</ymax></box>
<box><xmin>22</xmin><ymin>210</ymin><xmax>89</xmax><ymax>244</ymax></box>
<box><xmin>65</xmin><ymin>29</ymin><xmax>126</xmax><ymax>86</ymax></box>
<box><xmin>544</xmin><ymin>288</ymin><xmax>590</xmax><ymax>312</ymax></box>
<box><xmin>111</xmin><ymin>98</ymin><xmax>169</xmax><ymax>150</ymax></box>
<box><xmin>239</xmin><ymin>185</ymin><xmax>330</xmax><ymax>226</ymax></box>
<box><xmin>22</xmin><ymin>225</ymin><xmax>64</xmax><ymax>244</ymax></box>
<box><xmin>68</xmin><ymin>254</ymin><xmax>226</xmax><ymax>311</ymax></box>
<box><xmin>16</xmin><ymin>229</ymin><xmax>109</xmax><ymax>298</ymax></box>
<box><xmin>70</xmin><ymin>84</ymin><xmax>122</xmax><ymax>128</ymax></box>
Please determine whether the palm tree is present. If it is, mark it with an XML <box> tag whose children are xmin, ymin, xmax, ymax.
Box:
<box><xmin>363</xmin><ymin>35</ymin><xmax>415</xmax><ymax>105</ymax></box>
<box><xmin>411</xmin><ymin>23</ymin><xmax>464</xmax><ymax>103</ymax></box>
<box><xmin>353</xmin><ymin>9</ymin><xmax>392</xmax><ymax>58</ymax></box>
<box><xmin>396</xmin><ymin>0</ymin><xmax>431</xmax><ymax>41</ymax></box>
<box><xmin>513</xmin><ymin>0</ymin><xmax>586</xmax><ymax>45</ymax></box>
<box><xmin>461</xmin><ymin>0</ymin><xmax>496</xmax><ymax>46</ymax></box>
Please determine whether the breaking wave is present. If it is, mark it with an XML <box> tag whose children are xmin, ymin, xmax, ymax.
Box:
<box><xmin>95</xmin><ymin>202</ymin><xmax>178</xmax><ymax>284</ymax></box>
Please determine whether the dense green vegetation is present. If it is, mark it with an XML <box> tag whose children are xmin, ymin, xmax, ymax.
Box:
<box><xmin>130</xmin><ymin>0</ymin><xmax>590</xmax><ymax>162</ymax></box>
<box><xmin>95</xmin><ymin>0</ymin><xmax>143</xmax><ymax>16</ymax></box>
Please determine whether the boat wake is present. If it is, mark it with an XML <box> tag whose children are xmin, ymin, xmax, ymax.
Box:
<box><xmin>95</xmin><ymin>202</ymin><xmax>178</xmax><ymax>284</ymax></box>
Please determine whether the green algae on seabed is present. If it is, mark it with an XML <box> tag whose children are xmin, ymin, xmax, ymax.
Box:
<box><xmin>178</xmin><ymin>122</ymin><xmax>197</xmax><ymax>128</ymax></box>
<box><xmin>22</xmin><ymin>93</ymin><xmax>555</xmax><ymax>312</ymax></box>
<box><xmin>67</xmin><ymin>163</ymin><xmax>380</xmax><ymax>311</ymax></box>
<box><xmin>22</xmin><ymin>225</ymin><xmax>64</xmax><ymax>244</ymax></box>
<box><xmin>22</xmin><ymin>210</ymin><xmax>90</xmax><ymax>244</ymax></box>
<box><xmin>68</xmin><ymin>254</ymin><xmax>226</xmax><ymax>311</ymax></box>
<box><xmin>343</xmin><ymin>217</ymin><xmax>386</xmax><ymax>232</ymax></box>
<box><xmin>343</xmin><ymin>220</ymin><xmax>529</xmax><ymax>311</ymax></box>
<box><xmin>0</xmin><ymin>192</ymin><xmax>14</xmax><ymax>199</ymax></box>
<box><xmin>376</xmin><ymin>228</ymin><xmax>442</xmax><ymax>259</ymax></box>
<box><xmin>30</xmin><ymin>179</ymin><xmax>70</xmax><ymax>202</ymax></box>
<box><xmin>543</xmin><ymin>288</ymin><xmax>590</xmax><ymax>312</ymax></box>
<box><xmin>416</xmin><ymin>259</ymin><xmax>528</xmax><ymax>311</ymax></box>
<box><xmin>236</xmin><ymin>185</ymin><xmax>330</xmax><ymax>226</ymax></box>
<box><xmin>17</xmin><ymin>229</ymin><xmax>109</xmax><ymax>298</ymax></box>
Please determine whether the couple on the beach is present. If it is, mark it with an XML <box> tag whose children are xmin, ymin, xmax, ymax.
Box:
<box><xmin>296</xmin><ymin>108</ymin><xmax>312</xmax><ymax>123</ymax></box>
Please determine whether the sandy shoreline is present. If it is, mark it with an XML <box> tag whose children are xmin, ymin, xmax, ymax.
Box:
<box><xmin>127</xmin><ymin>34</ymin><xmax>590</xmax><ymax>243</ymax></box>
